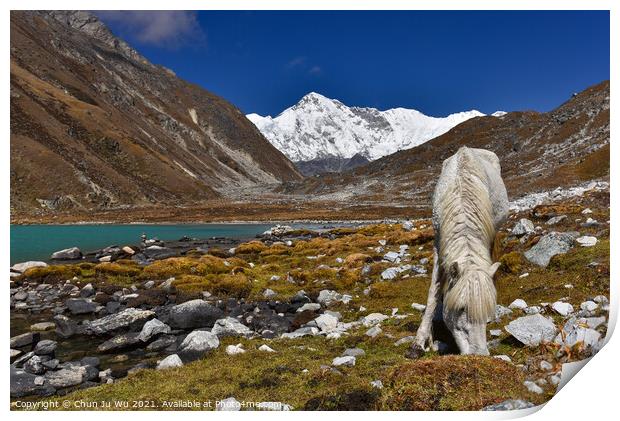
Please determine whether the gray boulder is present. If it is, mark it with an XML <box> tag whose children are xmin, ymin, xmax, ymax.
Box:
<box><xmin>505</xmin><ymin>314</ymin><xmax>557</xmax><ymax>346</ymax></box>
<box><xmin>512</xmin><ymin>218</ymin><xmax>535</xmax><ymax>236</ymax></box>
<box><xmin>167</xmin><ymin>299</ymin><xmax>224</xmax><ymax>329</ymax></box>
<box><xmin>156</xmin><ymin>354</ymin><xmax>184</xmax><ymax>370</ymax></box>
<box><xmin>10</xmin><ymin>367</ymin><xmax>55</xmax><ymax>398</ymax></box>
<box><xmin>80</xmin><ymin>283</ymin><xmax>95</xmax><ymax>298</ymax></box>
<box><xmin>65</xmin><ymin>298</ymin><xmax>97</xmax><ymax>315</ymax></box>
<box><xmin>24</xmin><ymin>356</ymin><xmax>46</xmax><ymax>375</ymax></box>
<box><xmin>11</xmin><ymin>261</ymin><xmax>48</xmax><ymax>273</ymax></box>
<box><xmin>546</xmin><ymin>215</ymin><xmax>567</xmax><ymax>225</ymax></box>
<box><xmin>211</xmin><ymin>317</ymin><xmax>253</xmax><ymax>338</ymax></box>
<box><xmin>10</xmin><ymin>332</ymin><xmax>40</xmax><ymax>349</ymax></box>
<box><xmin>54</xmin><ymin>314</ymin><xmax>78</xmax><ymax>338</ymax></box>
<box><xmin>51</xmin><ymin>247</ymin><xmax>82</xmax><ymax>260</ymax></box>
<box><xmin>84</xmin><ymin>308</ymin><xmax>155</xmax><ymax>335</ymax></box>
<box><xmin>178</xmin><ymin>330</ymin><xmax>220</xmax><ymax>360</ymax></box>
<box><xmin>34</xmin><ymin>340</ymin><xmax>57</xmax><ymax>356</ymax></box>
<box><xmin>524</xmin><ymin>232</ymin><xmax>576</xmax><ymax>267</ymax></box>
<box><xmin>45</xmin><ymin>365</ymin><xmax>87</xmax><ymax>388</ymax></box>
<box><xmin>146</xmin><ymin>335</ymin><xmax>177</xmax><ymax>352</ymax></box>
<box><xmin>138</xmin><ymin>319</ymin><xmax>171</xmax><ymax>342</ymax></box>
<box><xmin>342</xmin><ymin>347</ymin><xmax>365</xmax><ymax>357</ymax></box>
<box><xmin>97</xmin><ymin>332</ymin><xmax>142</xmax><ymax>353</ymax></box>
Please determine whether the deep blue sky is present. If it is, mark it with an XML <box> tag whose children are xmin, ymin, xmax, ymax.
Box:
<box><xmin>97</xmin><ymin>11</ymin><xmax>610</xmax><ymax>117</ymax></box>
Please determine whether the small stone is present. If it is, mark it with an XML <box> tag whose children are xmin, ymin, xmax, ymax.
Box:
<box><xmin>576</xmin><ymin>236</ymin><xmax>597</xmax><ymax>247</ymax></box>
<box><xmin>512</xmin><ymin>218</ymin><xmax>535</xmax><ymax>236</ymax></box>
<box><xmin>370</xmin><ymin>380</ymin><xmax>384</xmax><ymax>389</ymax></box>
<box><xmin>361</xmin><ymin>313</ymin><xmax>389</xmax><ymax>327</ymax></box>
<box><xmin>524</xmin><ymin>380</ymin><xmax>544</xmax><ymax>394</ymax></box>
<box><xmin>332</xmin><ymin>356</ymin><xmax>356</xmax><ymax>367</ymax></box>
<box><xmin>34</xmin><ymin>340</ymin><xmax>57</xmax><ymax>355</ymax></box>
<box><xmin>505</xmin><ymin>314</ymin><xmax>557</xmax><ymax>346</ymax></box>
<box><xmin>315</xmin><ymin>313</ymin><xmax>339</xmax><ymax>332</ymax></box>
<box><xmin>581</xmin><ymin>208</ymin><xmax>593</xmax><ymax>214</ymax></box>
<box><xmin>519</xmin><ymin>272</ymin><xmax>530</xmax><ymax>278</ymax></box>
<box><xmin>366</xmin><ymin>325</ymin><xmax>382</xmax><ymax>338</ymax></box>
<box><xmin>411</xmin><ymin>303</ymin><xmax>426</xmax><ymax>312</ymax></box>
<box><xmin>156</xmin><ymin>354</ymin><xmax>183</xmax><ymax>370</ymax></box>
<box><xmin>524</xmin><ymin>232</ymin><xmax>575</xmax><ymax>267</ymax></box>
<box><xmin>270</xmin><ymin>275</ymin><xmax>281</xmax><ymax>282</ymax></box>
<box><xmin>30</xmin><ymin>322</ymin><xmax>55</xmax><ymax>332</ymax></box>
<box><xmin>342</xmin><ymin>348</ymin><xmax>365</xmax><ymax>357</ymax></box>
<box><xmin>381</xmin><ymin>267</ymin><xmax>400</xmax><ymax>280</ymax></box>
<box><xmin>226</xmin><ymin>344</ymin><xmax>246</xmax><ymax>355</ymax></box>
<box><xmin>580</xmin><ymin>301</ymin><xmax>598</xmax><ymax>312</ymax></box>
<box><xmin>138</xmin><ymin>319</ymin><xmax>171</xmax><ymax>342</ymax></box>
<box><xmin>10</xmin><ymin>332</ymin><xmax>40</xmax><ymax>348</ymax></box>
<box><xmin>493</xmin><ymin>355</ymin><xmax>511</xmax><ymax>362</ymax></box>
<box><xmin>546</xmin><ymin>215</ymin><xmax>567</xmax><ymax>225</ymax></box>
<box><xmin>493</xmin><ymin>305</ymin><xmax>513</xmax><ymax>322</ymax></box>
<box><xmin>263</xmin><ymin>289</ymin><xmax>277</xmax><ymax>299</ymax></box>
<box><xmin>539</xmin><ymin>361</ymin><xmax>553</xmax><ymax>371</ymax></box>
<box><xmin>509</xmin><ymin>299</ymin><xmax>528</xmax><ymax>310</ymax></box>
<box><xmin>258</xmin><ymin>344</ymin><xmax>276</xmax><ymax>353</ymax></box>
<box><xmin>551</xmin><ymin>301</ymin><xmax>574</xmax><ymax>316</ymax></box>
<box><xmin>489</xmin><ymin>329</ymin><xmax>502</xmax><ymax>337</ymax></box>
<box><xmin>296</xmin><ymin>303</ymin><xmax>321</xmax><ymax>313</ymax></box>
<box><xmin>144</xmin><ymin>280</ymin><xmax>155</xmax><ymax>289</ymax></box>
<box><xmin>51</xmin><ymin>247</ymin><xmax>82</xmax><ymax>260</ymax></box>
<box><xmin>211</xmin><ymin>317</ymin><xmax>253</xmax><ymax>338</ymax></box>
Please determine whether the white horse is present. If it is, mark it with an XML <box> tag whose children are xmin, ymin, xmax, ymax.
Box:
<box><xmin>412</xmin><ymin>146</ymin><xmax>508</xmax><ymax>356</ymax></box>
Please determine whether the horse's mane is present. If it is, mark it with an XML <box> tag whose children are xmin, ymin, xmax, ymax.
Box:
<box><xmin>438</xmin><ymin>147</ymin><xmax>497</xmax><ymax>323</ymax></box>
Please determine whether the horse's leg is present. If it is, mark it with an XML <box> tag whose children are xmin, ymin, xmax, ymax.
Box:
<box><xmin>468</xmin><ymin>323</ymin><xmax>489</xmax><ymax>355</ymax></box>
<box><xmin>410</xmin><ymin>247</ymin><xmax>441</xmax><ymax>355</ymax></box>
<box><xmin>445</xmin><ymin>310</ymin><xmax>471</xmax><ymax>354</ymax></box>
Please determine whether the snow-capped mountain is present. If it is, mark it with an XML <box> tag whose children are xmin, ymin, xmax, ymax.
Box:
<box><xmin>247</xmin><ymin>92</ymin><xmax>502</xmax><ymax>162</ymax></box>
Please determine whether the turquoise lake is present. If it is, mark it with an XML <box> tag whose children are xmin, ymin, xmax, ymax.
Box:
<box><xmin>10</xmin><ymin>224</ymin><xmax>281</xmax><ymax>265</ymax></box>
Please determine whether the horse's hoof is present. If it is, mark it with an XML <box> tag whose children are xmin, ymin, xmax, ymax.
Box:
<box><xmin>405</xmin><ymin>344</ymin><xmax>425</xmax><ymax>359</ymax></box>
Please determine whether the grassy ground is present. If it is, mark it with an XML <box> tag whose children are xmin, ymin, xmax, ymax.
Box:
<box><xmin>14</xmin><ymin>190</ymin><xmax>610</xmax><ymax>410</ymax></box>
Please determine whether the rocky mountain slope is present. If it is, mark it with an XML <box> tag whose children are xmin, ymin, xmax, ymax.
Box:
<box><xmin>247</xmin><ymin>92</ymin><xmax>504</xmax><ymax>174</ymax></box>
<box><xmin>10</xmin><ymin>11</ymin><xmax>301</xmax><ymax>219</ymax></box>
<box><xmin>284</xmin><ymin>81</ymin><xmax>609</xmax><ymax>210</ymax></box>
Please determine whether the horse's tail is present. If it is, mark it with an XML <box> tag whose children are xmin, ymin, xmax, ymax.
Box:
<box><xmin>443</xmin><ymin>269</ymin><xmax>496</xmax><ymax>323</ymax></box>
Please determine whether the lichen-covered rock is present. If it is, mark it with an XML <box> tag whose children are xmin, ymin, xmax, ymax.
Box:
<box><xmin>505</xmin><ymin>314</ymin><xmax>557</xmax><ymax>346</ymax></box>
<box><xmin>84</xmin><ymin>308</ymin><xmax>155</xmax><ymax>335</ymax></box>
<box><xmin>524</xmin><ymin>232</ymin><xmax>576</xmax><ymax>267</ymax></box>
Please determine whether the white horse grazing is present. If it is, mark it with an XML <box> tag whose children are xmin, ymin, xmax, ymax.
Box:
<box><xmin>412</xmin><ymin>146</ymin><xmax>508</xmax><ymax>355</ymax></box>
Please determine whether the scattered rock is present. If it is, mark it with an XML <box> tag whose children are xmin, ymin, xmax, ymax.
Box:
<box><xmin>138</xmin><ymin>319</ymin><xmax>171</xmax><ymax>342</ymax></box>
<box><xmin>332</xmin><ymin>356</ymin><xmax>356</xmax><ymax>367</ymax></box>
<box><xmin>178</xmin><ymin>330</ymin><xmax>220</xmax><ymax>360</ymax></box>
<box><xmin>370</xmin><ymin>380</ymin><xmax>384</xmax><ymax>389</ymax></box>
<box><xmin>258</xmin><ymin>344</ymin><xmax>276</xmax><ymax>353</ymax></box>
<box><xmin>576</xmin><ymin>236</ymin><xmax>597</xmax><ymax>247</ymax></box>
<box><xmin>45</xmin><ymin>365</ymin><xmax>87</xmax><ymax>388</ymax></box>
<box><xmin>225</xmin><ymin>344</ymin><xmax>245</xmax><ymax>355</ymax></box>
<box><xmin>34</xmin><ymin>340</ymin><xmax>57</xmax><ymax>356</ymax></box>
<box><xmin>493</xmin><ymin>305</ymin><xmax>513</xmax><ymax>322</ymax></box>
<box><xmin>54</xmin><ymin>315</ymin><xmax>77</xmax><ymax>338</ymax></box>
<box><xmin>365</xmin><ymin>325</ymin><xmax>382</xmax><ymax>338</ymax></box>
<box><xmin>97</xmin><ymin>332</ymin><xmax>141</xmax><ymax>353</ymax></box>
<box><xmin>65</xmin><ymin>298</ymin><xmax>97</xmax><ymax>315</ymax></box>
<box><xmin>80</xmin><ymin>283</ymin><xmax>95</xmax><ymax>298</ymax></box>
<box><xmin>315</xmin><ymin>313</ymin><xmax>339</xmax><ymax>332</ymax></box>
<box><xmin>11</xmin><ymin>261</ymin><xmax>48</xmax><ymax>273</ymax></box>
<box><xmin>551</xmin><ymin>301</ymin><xmax>574</xmax><ymax>316</ymax></box>
<box><xmin>263</xmin><ymin>289</ymin><xmax>277</xmax><ymax>299</ymax></box>
<box><xmin>157</xmin><ymin>354</ymin><xmax>184</xmax><ymax>370</ymax></box>
<box><xmin>580</xmin><ymin>301</ymin><xmax>598</xmax><ymax>312</ymax></box>
<box><xmin>539</xmin><ymin>361</ymin><xmax>553</xmax><ymax>371</ymax></box>
<box><xmin>51</xmin><ymin>247</ymin><xmax>82</xmax><ymax>260</ymax></box>
<box><xmin>342</xmin><ymin>348</ymin><xmax>365</xmax><ymax>357</ymax></box>
<box><xmin>296</xmin><ymin>303</ymin><xmax>321</xmax><ymax>313</ymax></box>
<box><xmin>523</xmin><ymin>380</ymin><xmax>543</xmax><ymax>394</ymax></box>
<box><xmin>167</xmin><ymin>299</ymin><xmax>224</xmax><ymax>329</ymax></box>
<box><xmin>505</xmin><ymin>314</ymin><xmax>557</xmax><ymax>346</ymax></box>
<box><xmin>84</xmin><ymin>308</ymin><xmax>155</xmax><ymax>335</ymax></box>
<box><xmin>381</xmin><ymin>267</ymin><xmax>400</xmax><ymax>280</ymax></box>
<box><xmin>30</xmin><ymin>322</ymin><xmax>55</xmax><ymax>332</ymax></box>
<box><xmin>509</xmin><ymin>299</ymin><xmax>528</xmax><ymax>310</ymax></box>
<box><xmin>546</xmin><ymin>215</ymin><xmax>567</xmax><ymax>225</ymax></box>
<box><xmin>211</xmin><ymin>317</ymin><xmax>253</xmax><ymax>338</ymax></box>
<box><xmin>10</xmin><ymin>332</ymin><xmax>40</xmax><ymax>349</ymax></box>
<box><xmin>524</xmin><ymin>232</ymin><xmax>575</xmax><ymax>267</ymax></box>
<box><xmin>512</xmin><ymin>218</ymin><xmax>535</xmax><ymax>236</ymax></box>
<box><xmin>411</xmin><ymin>303</ymin><xmax>426</xmax><ymax>312</ymax></box>
<box><xmin>361</xmin><ymin>313</ymin><xmax>389</xmax><ymax>327</ymax></box>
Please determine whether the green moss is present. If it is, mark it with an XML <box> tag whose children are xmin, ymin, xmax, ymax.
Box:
<box><xmin>380</xmin><ymin>355</ymin><xmax>544</xmax><ymax>410</ymax></box>
<box><xmin>499</xmin><ymin>251</ymin><xmax>523</xmax><ymax>274</ymax></box>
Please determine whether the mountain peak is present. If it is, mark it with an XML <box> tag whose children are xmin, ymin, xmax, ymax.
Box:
<box><xmin>248</xmin><ymin>95</ymin><xmax>491</xmax><ymax>162</ymax></box>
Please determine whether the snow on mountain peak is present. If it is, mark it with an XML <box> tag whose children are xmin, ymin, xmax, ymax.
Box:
<box><xmin>248</xmin><ymin>93</ymin><xmax>501</xmax><ymax>162</ymax></box>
